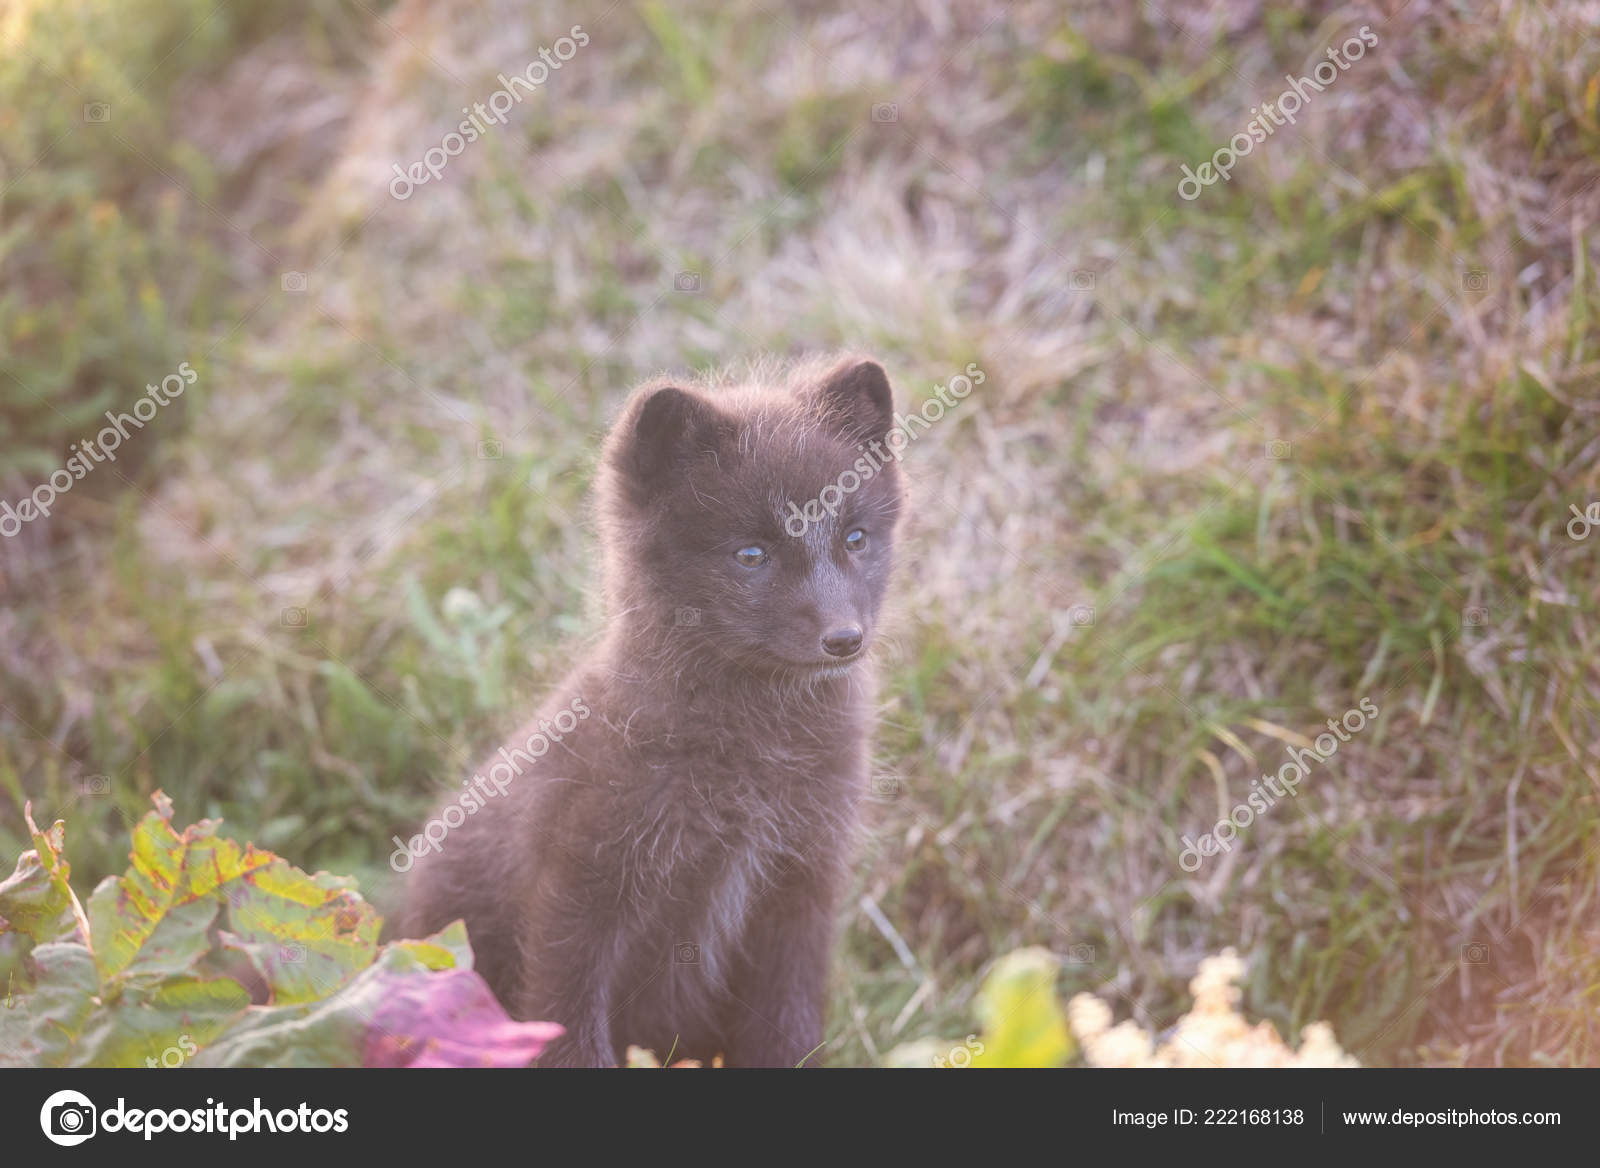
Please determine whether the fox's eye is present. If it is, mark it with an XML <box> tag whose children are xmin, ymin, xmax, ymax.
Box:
<box><xmin>844</xmin><ymin>528</ymin><xmax>868</xmax><ymax>553</ymax></box>
<box><xmin>735</xmin><ymin>545</ymin><xmax>767</xmax><ymax>567</ymax></box>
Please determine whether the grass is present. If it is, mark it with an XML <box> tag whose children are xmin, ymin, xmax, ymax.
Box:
<box><xmin>3</xmin><ymin>0</ymin><xmax>1598</xmax><ymax>1067</ymax></box>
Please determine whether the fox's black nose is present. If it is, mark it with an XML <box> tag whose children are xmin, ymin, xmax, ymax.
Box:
<box><xmin>822</xmin><ymin>626</ymin><xmax>863</xmax><ymax>658</ymax></box>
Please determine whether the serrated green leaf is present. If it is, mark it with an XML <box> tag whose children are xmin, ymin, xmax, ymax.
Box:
<box><xmin>87</xmin><ymin>874</ymin><xmax>218</xmax><ymax>989</ymax></box>
<box><xmin>85</xmin><ymin>792</ymin><xmax>277</xmax><ymax>987</ymax></box>
<box><xmin>1</xmin><ymin>808</ymin><xmax>89</xmax><ymax>947</ymax></box>
<box><xmin>0</xmin><ymin>942</ymin><xmax>100</xmax><ymax>1067</ymax></box>
<box><xmin>218</xmin><ymin>861</ymin><xmax>379</xmax><ymax>1005</ymax></box>
<box><xmin>71</xmin><ymin>974</ymin><xmax>250</xmax><ymax>1068</ymax></box>
<box><xmin>0</xmin><ymin>841</ymin><xmax>75</xmax><ymax>945</ymax></box>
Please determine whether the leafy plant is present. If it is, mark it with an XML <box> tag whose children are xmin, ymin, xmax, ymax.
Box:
<box><xmin>884</xmin><ymin>948</ymin><xmax>1076</xmax><ymax>1068</ymax></box>
<box><xmin>0</xmin><ymin>792</ymin><xmax>560</xmax><ymax>1068</ymax></box>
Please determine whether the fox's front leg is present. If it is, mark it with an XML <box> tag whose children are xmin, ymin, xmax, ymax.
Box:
<box><xmin>528</xmin><ymin>997</ymin><xmax>617</xmax><ymax>1067</ymax></box>
<box><xmin>722</xmin><ymin>864</ymin><xmax>837</xmax><ymax>1067</ymax></box>
<box><xmin>516</xmin><ymin>878</ymin><xmax>624</xmax><ymax>1067</ymax></box>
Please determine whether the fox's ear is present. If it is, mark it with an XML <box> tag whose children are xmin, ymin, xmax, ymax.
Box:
<box><xmin>618</xmin><ymin>385</ymin><xmax>731</xmax><ymax>488</ymax></box>
<box><xmin>814</xmin><ymin>358</ymin><xmax>894</xmax><ymax>443</ymax></box>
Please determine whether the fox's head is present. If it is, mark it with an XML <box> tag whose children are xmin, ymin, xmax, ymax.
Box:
<box><xmin>600</xmin><ymin>356</ymin><xmax>906</xmax><ymax>679</ymax></box>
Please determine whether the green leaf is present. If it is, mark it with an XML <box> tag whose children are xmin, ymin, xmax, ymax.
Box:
<box><xmin>389</xmin><ymin>919</ymin><xmax>474</xmax><ymax>972</ymax></box>
<box><xmin>86</xmin><ymin>872</ymin><xmax>218</xmax><ymax>989</ymax></box>
<box><xmin>196</xmin><ymin>926</ymin><xmax>557</xmax><ymax>1069</ymax></box>
<box><xmin>82</xmin><ymin>788</ymin><xmax>379</xmax><ymax>1004</ymax></box>
<box><xmin>0</xmin><ymin>806</ymin><xmax>90</xmax><ymax>947</ymax></box>
<box><xmin>1</xmin><ymin>797</ymin><xmax>549</xmax><ymax>1068</ymax></box>
<box><xmin>882</xmin><ymin>948</ymin><xmax>1078</xmax><ymax>1069</ymax></box>
<box><xmin>971</xmin><ymin>947</ymin><xmax>1075</xmax><ymax>1068</ymax></box>
<box><xmin>218</xmin><ymin>863</ymin><xmax>380</xmax><ymax>1005</ymax></box>
<box><xmin>71</xmin><ymin>974</ymin><xmax>250</xmax><ymax>1068</ymax></box>
<box><xmin>0</xmin><ymin>832</ymin><xmax>75</xmax><ymax>945</ymax></box>
<box><xmin>85</xmin><ymin>791</ymin><xmax>276</xmax><ymax>986</ymax></box>
<box><xmin>0</xmin><ymin>942</ymin><xmax>100</xmax><ymax>1067</ymax></box>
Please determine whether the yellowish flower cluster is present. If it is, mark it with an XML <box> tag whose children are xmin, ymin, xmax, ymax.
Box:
<box><xmin>624</xmin><ymin>1045</ymin><xmax>719</xmax><ymax>1067</ymax></box>
<box><xmin>1067</xmin><ymin>949</ymin><xmax>1358</xmax><ymax>1068</ymax></box>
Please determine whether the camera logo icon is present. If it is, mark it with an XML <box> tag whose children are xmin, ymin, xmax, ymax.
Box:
<box><xmin>1461</xmin><ymin>942</ymin><xmax>1490</xmax><ymax>965</ymax></box>
<box><xmin>1462</xmin><ymin>270</ymin><xmax>1489</xmax><ymax>292</ymax></box>
<box><xmin>673</xmin><ymin>271</ymin><xmax>701</xmax><ymax>293</ymax></box>
<box><xmin>77</xmin><ymin>774</ymin><xmax>111</xmax><ymax>797</ymax></box>
<box><xmin>674</xmin><ymin>606</ymin><xmax>701</xmax><ymax>626</ymax></box>
<box><xmin>40</xmin><ymin>1090</ymin><xmax>97</xmax><ymax>1146</ymax></box>
<box><xmin>280</xmin><ymin>606</ymin><xmax>308</xmax><ymax>628</ymax></box>
<box><xmin>1066</xmin><ymin>943</ymin><xmax>1096</xmax><ymax>964</ymax></box>
<box><xmin>280</xmin><ymin>942</ymin><xmax>307</xmax><ymax>964</ymax></box>
<box><xmin>870</xmin><ymin>774</ymin><xmax>903</xmax><ymax>800</ymax></box>
<box><xmin>1462</xmin><ymin>606</ymin><xmax>1489</xmax><ymax>628</ymax></box>
<box><xmin>674</xmin><ymin>941</ymin><xmax>699</xmax><ymax>964</ymax></box>
<box><xmin>83</xmin><ymin>102</ymin><xmax>111</xmax><ymax>123</ymax></box>
<box><xmin>1067</xmin><ymin>604</ymin><xmax>1096</xmax><ymax>628</ymax></box>
<box><xmin>476</xmin><ymin>439</ymin><xmax>503</xmax><ymax>460</ymax></box>
<box><xmin>871</xmin><ymin>102</ymin><xmax>898</xmax><ymax>123</ymax></box>
<box><xmin>281</xmin><ymin>271</ymin><xmax>308</xmax><ymax>293</ymax></box>
<box><xmin>1266</xmin><ymin>439</ymin><xmax>1292</xmax><ymax>460</ymax></box>
<box><xmin>1069</xmin><ymin>269</ymin><xmax>1096</xmax><ymax>291</ymax></box>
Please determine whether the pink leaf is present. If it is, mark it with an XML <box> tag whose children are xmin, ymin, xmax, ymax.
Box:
<box><xmin>364</xmin><ymin>969</ymin><xmax>563</xmax><ymax>1068</ymax></box>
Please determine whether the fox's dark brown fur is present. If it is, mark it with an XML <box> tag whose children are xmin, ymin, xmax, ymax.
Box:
<box><xmin>397</xmin><ymin>356</ymin><xmax>905</xmax><ymax>1066</ymax></box>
